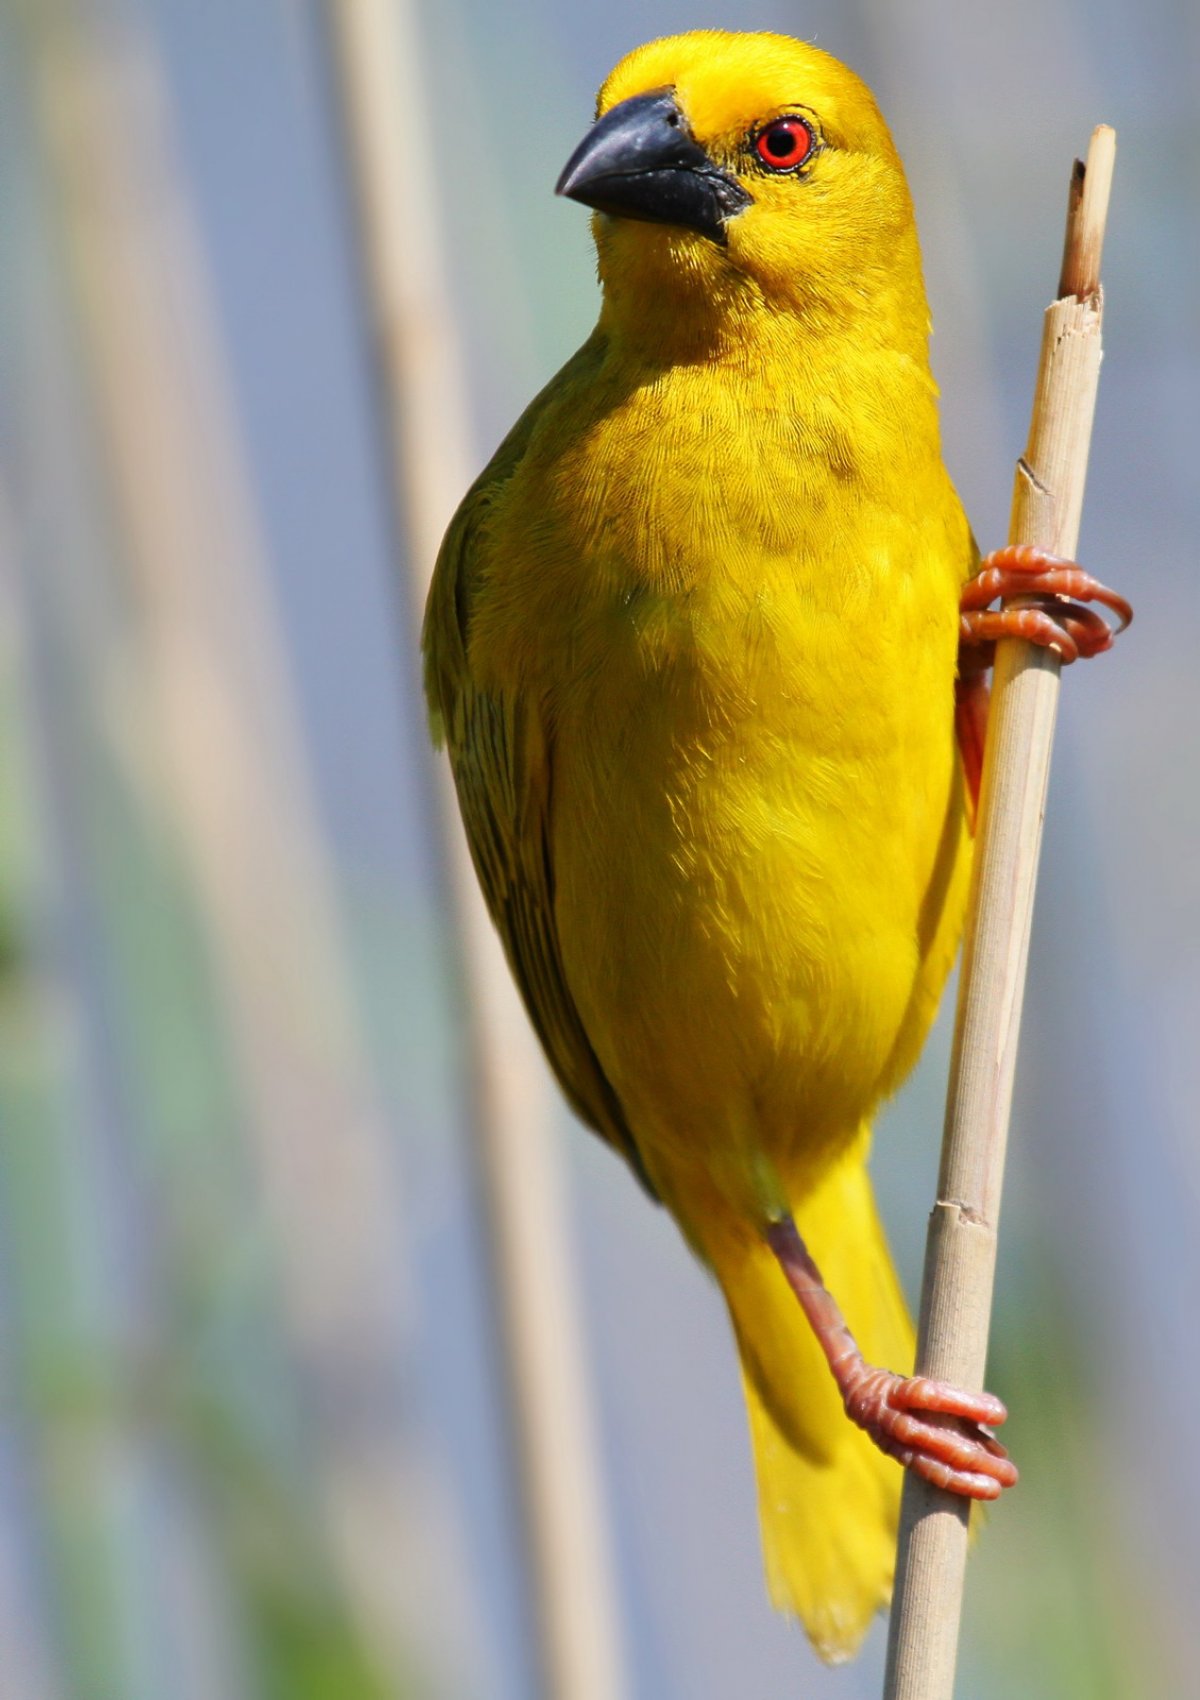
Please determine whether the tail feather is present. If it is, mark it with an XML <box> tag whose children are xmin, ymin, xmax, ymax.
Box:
<box><xmin>712</xmin><ymin>1132</ymin><xmax>914</xmax><ymax>1662</ymax></box>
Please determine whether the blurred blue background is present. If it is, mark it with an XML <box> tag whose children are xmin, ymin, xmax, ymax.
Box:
<box><xmin>1</xmin><ymin>1</ymin><xmax>1195</xmax><ymax>1696</ymax></box>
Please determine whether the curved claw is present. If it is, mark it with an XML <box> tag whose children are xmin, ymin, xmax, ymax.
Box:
<box><xmin>960</xmin><ymin>544</ymin><xmax>1132</xmax><ymax>667</ymax></box>
<box><xmin>956</xmin><ymin>544</ymin><xmax>1131</xmax><ymax>816</ymax></box>
<box><xmin>891</xmin><ymin>1374</ymin><xmax>1008</xmax><ymax>1427</ymax></box>
<box><xmin>877</xmin><ymin>1433</ymin><xmax>1010</xmax><ymax>1501</ymax></box>
<box><xmin>841</xmin><ymin>1365</ymin><xmax>1019</xmax><ymax>1501</ymax></box>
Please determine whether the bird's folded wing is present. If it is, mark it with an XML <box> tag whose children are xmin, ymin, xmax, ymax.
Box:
<box><xmin>423</xmin><ymin>441</ymin><xmax>658</xmax><ymax>1199</ymax></box>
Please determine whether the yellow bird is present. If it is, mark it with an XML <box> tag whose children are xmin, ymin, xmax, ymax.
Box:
<box><xmin>424</xmin><ymin>30</ymin><xmax>1128</xmax><ymax>1660</ymax></box>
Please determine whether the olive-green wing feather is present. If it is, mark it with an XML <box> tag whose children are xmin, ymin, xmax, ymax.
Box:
<box><xmin>422</xmin><ymin>394</ymin><xmax>657</xmax><ymax>1199</ymax></box>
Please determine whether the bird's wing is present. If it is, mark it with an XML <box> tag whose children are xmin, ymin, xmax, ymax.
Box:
<box><xmin>422</xmin><ymin>389</ymin><xmax>658</xmax><ymax>1199</ymax></box>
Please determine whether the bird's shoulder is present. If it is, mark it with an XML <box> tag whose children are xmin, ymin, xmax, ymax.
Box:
<box><xmin>423</xmin><ymin>333</ymin><xmax>608</xmax><ymax>729</ymax></box>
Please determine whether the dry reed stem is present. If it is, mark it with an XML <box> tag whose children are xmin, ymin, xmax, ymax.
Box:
<box><xmin>27</xmin><ymin>2</ymin><xmax>468</xmax><ymax>1688</ymax></box>
<box><xmin>323</xmin><ymin>4</ymin><xmax>629</xmax><ymax>1698</ymax></box>
<box><xmin>883</xmin><ymin>126</ymin><xmax>1117</xmax><ymax>1700</ymax></box>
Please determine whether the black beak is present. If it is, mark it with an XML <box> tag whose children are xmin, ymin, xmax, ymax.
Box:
<box><xmin>556</xmin><ymin>89</ymin><xmax>751</xmax><ymax>244</ymax></box>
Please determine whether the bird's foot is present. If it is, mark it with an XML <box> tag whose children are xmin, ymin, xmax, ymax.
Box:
<box><xmin>839</xmin><ymin>1361</ymin><xmax>1018</xmax><ymax>1500</ymax></box>
<box><xmin>955</xmin><ymin>544</ymin><xmax>1131</xmax><ymax>814</ymax></box>
<box><xmin>766</xmin><ymin>1215</ymin><xmax>1018</xmax><ymax>1500</ymax></box>
<box><xmin>959</xmin><ymin>543</ymin><xmax>1131</xmax><ymax>673</ymax></box>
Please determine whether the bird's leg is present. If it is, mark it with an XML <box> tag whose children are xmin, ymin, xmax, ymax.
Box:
<box><xmin>956</xmin><ymin>544</ymin><xmax>1132</xmax><ymax>816</ymax></box>
<box><xmin>765</xmin><ymin>1216</ymin><xmax>1018</xmax><ymax>1500</ymax></box>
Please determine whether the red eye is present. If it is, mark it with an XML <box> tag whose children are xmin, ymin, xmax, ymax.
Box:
<box><xmin>753</xmin><ymin>117</ymin><xmax>814</xmax><ymax>171</ymax></box>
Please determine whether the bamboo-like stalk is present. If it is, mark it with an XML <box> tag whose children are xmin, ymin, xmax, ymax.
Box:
<box><xmin>23</xmin><ymin>1</ymin><xmax>469</xmax><ymax>1689</ymax></box>
<box><xmin>883</xmin><ymin>126</ymin><xmax>1117</xmax><ymax>1700</ymax></box>
<box><xmin>322</xmin><ymin>5</ymin><xmax>629</xmax><ymax>1700</ymax></box>
<box><xmin>0</xmin><ymin>485</ymin><xmax>129</xmax><ymax>1700</ymax></box>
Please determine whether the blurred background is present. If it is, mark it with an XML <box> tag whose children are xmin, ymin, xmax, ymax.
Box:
<box><xmin>1</xmin><ymin>0</ymin><xmax>1195</xmax><ymax>1696</ymax></box>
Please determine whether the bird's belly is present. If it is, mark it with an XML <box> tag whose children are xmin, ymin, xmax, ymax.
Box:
<box><xmin>551</xmin><ymin>649</ymin><xmax>965</xmax><ymax>1195</ymax></box>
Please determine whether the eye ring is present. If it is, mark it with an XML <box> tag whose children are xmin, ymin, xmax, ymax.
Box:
<box><xmin>752</xmin><ymin>116</ymin><xmax>816</xmax><ymax>173</ymax></box>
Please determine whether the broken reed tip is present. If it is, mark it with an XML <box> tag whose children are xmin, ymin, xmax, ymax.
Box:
<box><xmin>1058</xmin><ymin>123</ymin><xmax>1116</xmax><ymax>302</ymax></box>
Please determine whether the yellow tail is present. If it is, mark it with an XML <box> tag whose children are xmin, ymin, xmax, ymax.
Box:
<box><xmin>712</xmin><ymin>1131</ymin><xmax>913</xmax><ymax>1662</ymax></box>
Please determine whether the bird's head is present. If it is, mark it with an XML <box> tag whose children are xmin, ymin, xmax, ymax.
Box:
<box><xmin>557</xmin><ymin>32</ymin><xmax>928</xmax><ymax>350</ymax></box>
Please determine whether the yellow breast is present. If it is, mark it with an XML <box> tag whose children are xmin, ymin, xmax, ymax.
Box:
<box><xmin>472</xmin><ymin>325</ymin><xmax>972</xmax><ymax>1204</ymax></box>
